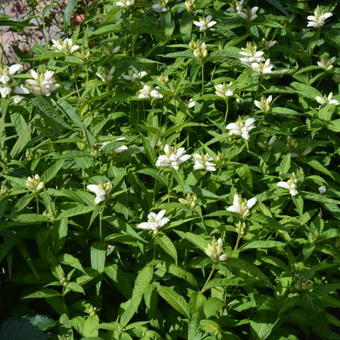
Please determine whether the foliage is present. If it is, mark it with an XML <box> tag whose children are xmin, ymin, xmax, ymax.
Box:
<box><xmin>0</xmin><ymin>0</ymin><xmax>340</xmax><ymax>339</ymax></box>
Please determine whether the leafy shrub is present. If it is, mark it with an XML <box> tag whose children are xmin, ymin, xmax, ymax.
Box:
<box><xmin>0</xmin><ymin>0</ymin><xmax>339</xmax><ymax>339</ymax></box>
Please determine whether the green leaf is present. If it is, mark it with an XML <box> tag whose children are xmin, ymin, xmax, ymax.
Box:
<box><xmin>240</xmin><ymin>240</ymin><xmax>286</xmax><ymax>251</ymax></box>
<box><xmin>199</xmin><ymin>319</ymin><xmax>223</xmax><ymax>339</ymax></box>
<box><xmin>89</xmin><ymin>24</ymin><xmax>122</xmax><ymax>36</ymax></box>
<box><xmin>156</xmin><ymin>233</ymin><xmax>177</xmax><ymax>262</ymax></box>
<box><xmin>227</xmin><ymin>258</ymin><xmax>271</xmax><ymax>286</ymax></box>
<box><xmin>137</xmin><ymin>168</ymin><xmax>167</xmax><ymax>186</ymax></box>
<box><xmin>23</xmin><ymin>288</ymin><xmax>61</xmax><ymax>299</ymax></box>
<box><xmin>59</xmin><ymin>206</ymin><xmax>94</xmax><ymax>219</ymax></box>
<box><xmin>90</xmin><ymin>242</ymin><xmax>106</xmax><ymax>273</ymax></box>
<box><xmin>175</xmin><ymin>231</ymin><xmax>208</xmax><ymax>252</ymax></box>
<box><xmin>120</xmin><ymin>265</ymin><xmax>153</xmax><ymax>327</ymax></box>
<box><xmin>290</xmin><ymin>82</ymin><xmax>322</xmax><ymax>99</ymax></box>
<box><xmin>64</xmin><ymin>0</ymin><xmax>79</xmax><ymax>29</ymax></box>
<box><xmin>41</xmin><ymin>160</ymin><xmax>64</xmax><ymax>184</ymax></box>
<box><xmin>157</xmin><ymin>285</ymin><xmax>189</xmax><ymax>317</ymax></box>
<box><xmin>307</xmin><ymin>160</ymin><xmax>334</xmax><ymax>179</ymax></box>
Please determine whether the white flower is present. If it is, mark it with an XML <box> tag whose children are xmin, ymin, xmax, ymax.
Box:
<box><xmin>0</xmin><ymin>86</ymin><xmax>12</xmax><ymax>98</ymax></box>
<box><xmin>318</xmin><ymin>186</ymin><xmax>326</xmax><ymax>194</ymax></box>
<box><xmin>14</xmin><ymin>85</ymin><xmax>30</xmax><ymax>95</ymax></box>
<box><xmin>137</xmin><ymin>85</ymin><xmax>163</xmax><ymax>99</ymax></box>
<box><xmin>0</xmin><ymin>64</ymin><xmax>23</xmax><ymax>84</ymax></box>
<box><xmin>156</xmin><ymin>144</ymin><xmax>191</xmax><ymax>170</ymax></box>
<box><xmin>238</xmin><ymin>7</ymin><xmax>259</xmax><ymax>21</ymax></box>
<box><xmin>191</xmin><ymin>42</ymin><xmax>208</xmax><ymax>59</ymax></box>
<box><xmin>96</xmin><ymin>67</ymin><xmax>115</xmax><ymax>82</ymax></box>
<box><xmin>239</xmin><ymin>43</ymin><xmax>265</xmax><ymax>66</ymax></box>
<box><xmin>152</xmin><ymin>2</ymin><xmax>168</xmax><ymax>13</ymax></box>
<box><xmin>193</xmin><ymin>15</ymin><xmax>217</xmax><ymax>32</ymax></box>
<box><xmin>98</xmin><ymin>137</ymin><xmax>128</xmax><ymax>153</ymax></box>
<box><xmin>214</xmin><ymin>83</ymin><xmax>234</xmax><ymax>99</ymax></box>
<box><xmin>251</xmin><ymin>59</ymin><xmax>273</xmax><ymax>75</ymax></box>
<box><xmin>254</xmin><ymin>95</ymin><xmax>272</xmax><ymax>113</ymax></box>
<box><xmin>26</xmin><ymin>174</ymin><xmax>44</xmax><ymax>193</ymax></box>
<box><xmin>315</xmin><ymin>93</ymin><xmax>339</xmax><ymax>106</ymax></box>
<box><xmin>26</xmin><ymin>70</ymin><xmax>60</xmax><ymax>96</ymax></box>
<box><xmin>123</xmin><ymin>67</ymin><xmax>148</xmax><ymax>81</ymax></box>
<box><xmin>137</xmin><ymin>210</ymin><xmax>170</xmax><ymax>233</ymax></box>
<box><xmin>226</xmin><ymin>117</ymin><xmax>256</xmax><ymax>140</ymax></box>
<box><xmin>317</xmin><ymin>56</ymin><xmax>336</xmax><ymax>71</ymax></box>
<box><xmin>227</xmin><ymin>193</ymin><xmax>257</xmax><ymax>219</ymax></box>
<box><xmin>277</xmin><ymin>174</ymin><xmax>298</xmax><ymax>196</ymax></box>
<box><xmin>87</xmin><ymin>182</ymin><xmax>112</xmax><ymax>204</ymax></box>
<box><xmin>51</xmin><ymin>38</ymin><xmax>80</xmax><ymax>55</ymax></box>
<box><xmin>188</xmin><ymin>98</ymin><xmax>197</xmax><ymax>108</ymax></box>
<box><xmin>227</xmin><ymin>0</ymin><xmax>244</xmax><ymax>13</ymax></box>
<box><xmin>193</xmin><ymin>153</ymin><xmax>216</xmax><ymax>172</ymax></box>
<box><xmin>205</xmin><ymin>237</ymin><xmax>228</xmax><ymax>262</ymax></box>
<box><xmin>12</xmin><ymin>95</ymin><xmax>24</xmax><ymax>103</ymax></box>
<box><xmin>116</xmin><ymin>0</ymin><xmax>135</xmax><ymax>7</ymax></box>
<box><xmin>307</xmin><ymin>7</ymin><xmax>333</xmax><ymax>28</ymax></box>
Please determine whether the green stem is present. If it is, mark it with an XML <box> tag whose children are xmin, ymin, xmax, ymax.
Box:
<box><xmin>201</xmin><ymin>266</ymin><xmax>215</xmax><ymax>293</ymax></box>
<box><xmin>234</xmin><ymin>233</ymin><xmax>242</xmax><ymax>251</ymax></box>
<box><xmin>224</xmin><ymin>99</ymin><xmax>229</xmax><ymax>124</ymax></box>
<box><xmin>201</xmin><ymin>62</ymin><xmax>205</xmax><ymax>94</ymax></box>
<box><xmin>99</xmin><ymin>206</ymin><xmax>104</xmax><ymax>240</ymax></box>
<box><xmin>35</xmin><ymin>195</ymin><xmax>39</xmax><ymax>214</ymax></box>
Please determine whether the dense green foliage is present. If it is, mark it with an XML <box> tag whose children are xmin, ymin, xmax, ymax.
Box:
<box><xmin>0</xmin><ymin>0</ymin><xmax>339</xmax><ymax>339</ymax></box>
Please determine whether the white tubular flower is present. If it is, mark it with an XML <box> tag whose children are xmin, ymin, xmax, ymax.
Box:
<box><xmin>137</xmin><ymin>210</ymin><xmax>170</xmax><ymax>233</ymax></box>
<box><xmin>317</xmin><ymin>56</ymin><xmax>336</xmax><ymax>71</ymax></box>
<box><xmin>193</xmin><ymin>153</ymin><xmax>216</xmax><ymax>172</ymax></box>
<box><xmin>226</xmin><ymin>117</ymin><xmax>256</xmax><ymax>141</ymax></box>
<box><xmin>227</xmin><ymin>193</ymin><xmax>257</xmax><ymax>219</ymax></box>
<box><xmin>214</xmin><ymin>83</ymin><xmax>234</xmax><ymax>99</ymax></box>
<box><xmin>188</xmin><ymin>98</ymin><xmax>198</xmax><ymax>108</ymax></box>
<box><xmin>14</xmin><ymin>85</ymin><xmax>30</xmax><ymax>95</ymax></box>
<box><xmin>12</xmin><ymin>95</ymin><xmax>24</xmax><ymax>103</ymax></box>
<box><xmin>192</xmin><ymin>42</ymin><xmax>208</xmax><ymax>59</ymax></box>
<box><xmin>251</xmin><ymin>59</ymin><xmax>274</xmax><ymax>75</ymax></box>
<box><xmin>123</xmin><ymin>67</ymin><xmax>148</xmax><ymax>81</ymax></box>
<box><xmin>318</xmin><ymin>186</ymin><xmax>326</xmax><ymax>194</ymax></box>
<box><xmin>87</xmin><ymin>182</ymin><xmax>112</xmax><ymax>204</ymax></box>
<box><xmin>277</xmin><ymin>174</ymin><xmax>298</xmax><ymax>196</ymax></box>
<box><xmin>0</xmin><ymin>86</ymin><xmax>12</xmax><ymax>98</ymax></box>
<box><xmin>26</xmin><ymin>174</ymin><xmax>44</xmax><ymax>193</ymax></box>
<box><xmin>26</xmin><ymin>70</ymin><xmax>60</xmax><ymax>96</ymax></box>
<box><xmin>239</xmin><ymin>43</ymin><xmax>265</xmax><ymax>66</ymax></box>
<box><xmin>156</xmin><ymin>144</ymin><xmax>191</xmax><ymax>170</ymax></box>
<box><xmin>152</xmin><ymin>1</ymin><xmax>168</xmax><ymax>13</ymax></box>
<box><xmin>238</xmin><ymin>6</ymin><xmax>259</xmax><ymax>21</ymax></box>
<box><xmin>193</xmin><ymin>15</ymin><xmax>217</xmax><ymax>32</ymax></box>
<box><xmin>116</xmin><ymin>0</ymin><xmax>135</xmax><ymax>7</ymax></box>
<box><xmin>137</xmin><ymin>85</ymin><xmax>163</xmax><ymax>99</ymax></box>
<box><xmin>0</xmin><ymin>64</ymin><xmax>23</xmax><ymax>84</ymax></box>
<box><xmin>51</xmin><ymin>38</ymin><xmax>80</xmax><ymax>55</ymax></box>
<box><xmin>96</xmin><ymin>67</ymin><xmax>115</xmax><ymax>83</ymax></box>
<box><xmin>315</xmin><ymin>93</ymin><xmax>339</xmax><ymax>106</ymax></box>
<box><xmin>227</xmin><ymin>0</ymin><xmax>244</xmax><ymax>13</ymax></box>
<box><xmin>205</xmin><ymin>237</ymin><xmax>228</xmax><ymax>262</ymax></box>
<box><xmin>307</xmin><ymin>7</ymin><xmax>333</xmax><ymax>28</ymax></box>
<box><xmin>254</xmin><ymin>95</ymin><xmax>272</xmax><ymax>113</ymax></box>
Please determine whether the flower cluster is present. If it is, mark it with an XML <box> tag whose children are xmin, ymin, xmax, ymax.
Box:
<box><xmin>193</xmin><ymin>15</ymin><xmax>217</xmax><ymax>32</ymax></box>
<box><xmin>226</xmin><ymin>117</ymin><xmax>256</xmax><ymax>140</ymax></box>
<box><xmin>205</xmin><ymin>237</ymin><xmax>228</xmax><ymax>262</ymax></box>
<box><xmin>51</xmin><ymin>38</ymin><xmax>80</xmax><ymax>55</ymax></box>
<box><xmin>137</xmin><ymin>210</ymin><xmax>170</xmax><ymax>233</ymax></box>
<box><xmin>26</xmin><ymin>70</ymin><xmax>60</xmax><ymax>96</ymax></box>
<box><xmin>26</xmin><ymin>174</ymin><xmax>44</xmax><ymax>193</ymax></box>
<box><xmin>87</xmin><ymin>182</ymin><xmax>112</xmax><ymax>204</ymax></box>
